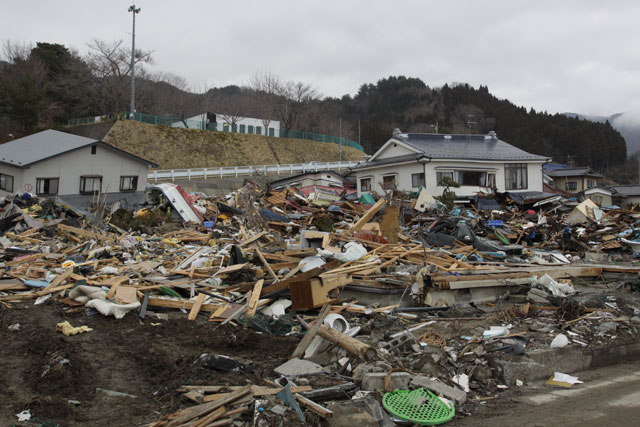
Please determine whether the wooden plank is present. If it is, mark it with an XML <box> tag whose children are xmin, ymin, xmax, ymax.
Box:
<box><xmin>42</xmin><ymin>267</ymin><xmax>73</xmax><ymax>292</ymax></box>
<box><xmin>291</xmin><ymin>304</ymin><xmax>331</xmax><ymax>359</ymax></box>
<box><xmin>294</xmin><ymin>394</ymin><xmax>333</xmax><ymax>418</ymax></box>
<box><xmin>58</xmin><ymin>223</ymin><xmax>108</xmax><ymax>241</ymax></box>
<box><xmin>379</xmin><ymin>205</ymin><xmax>400</xmax><ymax>244</ymax></box>
<box><xmin>6</xmin><ymin>253</ymin><xmax>44</xmax><ymax>267</ymax></box>
<box><xmin>352</xmin><ymin>198</ymin><xmax>387</xmax><ymax>232</ymax></box>
<box><xmin>188</xmin><ymin>293</ymin><xmax>207</xmax><ymax>320</ymax></box>
<box><xmin>245</xmin><ymin>280</ymin><xmax>264</xmax><ymax>318</ymax></box>
<box><xmin>255</xmin><ymin>249</ymin><xmax>278</xmax><ymax>281</ymax></box>
<box><xmin>238</xmin><ymin>231</ymin><xmax>266</xmax><ymax>247</ymax></box>
<box><xmin>201</xmin><ymin>386</ymin><xmax>312</xmax><ymax>402</ymax></box>
<box><xmin>192</xmin><ymin>406</ymin><xmax>226</xmax><ymax>427</ymax></box>
<box><xmin>164</xmin><ymin>385</ymin><xmax>251</xmax><ymax>426</ymax></box>
<box><xmin>260</xmin><ymin>260</ymin><xmax>340</xmax><ymax>296</ymax></box>
<box><xmin>147</xmin><ymin>297</ymin><xmax>222</xmax><ymax>312</ymax></box>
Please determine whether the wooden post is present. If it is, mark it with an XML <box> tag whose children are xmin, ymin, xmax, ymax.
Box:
<box><xmin>256</xmin><ymin>248</ymin><xmax>278</xmax><ymax>282</ymax></box>
<box><xmin>291</xmin><ymin>304</ymin><xmax>331</xmax><ymax>359</ymax></box>
<box><xmin>352</xmin><ymin>198</ymin><xmax>387</xmax><ymax>232</ymax></box>
<box><xmin>317</xmin><ymin>325</ymin><xmax>378</xmax><ymax>361</ymax></box>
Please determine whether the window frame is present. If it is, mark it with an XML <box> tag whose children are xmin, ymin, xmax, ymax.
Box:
<box><xmin>566</xmin><ymin>181</ymin><xmax>577</xmax><ymax>191</ymax></box>
<box><xmin>91</xmin><ymin>145</ymin><xmax>97</xmax><ymax>155</ymax></box>
<box><xmin>36</xmin><ymin>178</ymin><xmax>59</xmax><ymax>196</ymax></box>
<box><xmin>79</xmin><ymin>175</ymin><xmax>102</xmax><ymax>195</ymax></box>
<box><xmin>119</xmin><ymin>175</ymin><xmax>138</xmax><ymax>192</ymax></box>
<box><xmin>436</xmin><ymin>171</ymin><xmax>453</xmax><ymax>185</ymax></box>
<box><xmin>382</xmin><ymin>174</ymin><xmax>397</xmax><ymax>190</ymax></box>
<box><xmin>411</xmin><ymin>172</ymin><xmax>425</xmax><ymax>188</ymax></box>
<box><xmin>0</xmin><ymin>173</ymin><xmax>14</xmax><ymax>192</ymax></box>
<box><xmin>505</xmin><ymin>163</ymin><xmax>528</xmax><ymax>190</ymax></box>
<box><xmin>360</xmin><ymin>177</ymin><xmax>372</xmax><ymax>192</ymax></box>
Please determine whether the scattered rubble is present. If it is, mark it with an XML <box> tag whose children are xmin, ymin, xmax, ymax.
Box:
<box><xmin>3</xmin><ymin>182</ymin><xmax>640</xmax><ymax>425</ymax></box>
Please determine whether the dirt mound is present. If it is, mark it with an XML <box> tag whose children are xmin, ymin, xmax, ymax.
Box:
<box><xmin>0</xmin><ymin>302</ymin><xmax>297</xmax><ymax>426</ymax></box>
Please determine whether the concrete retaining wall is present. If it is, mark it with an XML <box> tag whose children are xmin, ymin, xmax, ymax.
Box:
<box><xmin>486</xmin><ymin>339</ymin><xmax>640</xmax><ymax>385</ymax></box>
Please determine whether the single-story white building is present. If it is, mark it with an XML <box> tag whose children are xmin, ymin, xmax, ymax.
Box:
<box><xmin>350</xmin><ymin>131</ymin><xmax>550</xmax><ymax>197</ymax></box>
<box><xmin>0</xmin><ymin>129</ymin><xmax>157</xmax><ymax>209</ymax></box>
<box><xmin>172</xmin><ymin>112</ymin><xmax>280</xmax><ymax>137</ymax></box>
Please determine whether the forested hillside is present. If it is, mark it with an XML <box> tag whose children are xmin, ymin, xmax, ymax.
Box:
<box><xmin>0</xmin><ymin>41</ymin><xmax>629</xmax><ymax>177</ymax></box>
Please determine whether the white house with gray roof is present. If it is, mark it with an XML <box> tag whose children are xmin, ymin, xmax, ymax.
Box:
<box><xmin>0</xmin><ymin>129</ymin><xmax>157</xmax><ymax>209</ymax></box>
<box><xmin>350</xmin><ymin>131</ymin><xmax>550</xmax><ymax>197</ymax></box>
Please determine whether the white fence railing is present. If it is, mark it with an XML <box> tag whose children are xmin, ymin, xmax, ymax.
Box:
<box><xmin>148</xmin><ymin>161</ymin><xmax>360</xmax><ymax>182</ymax></box>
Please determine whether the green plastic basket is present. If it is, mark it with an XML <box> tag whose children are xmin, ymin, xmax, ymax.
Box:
<box><xmin>383</xmin><ymin>388</ymin><xmax>455</xmax><ymax>425</ymax></box>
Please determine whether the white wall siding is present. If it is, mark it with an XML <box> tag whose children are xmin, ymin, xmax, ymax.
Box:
<box><xmin>355</xmin><ymin>160</ymin><xmax>545</xmax><ymax>197</ymax></box>
<box><xmin>21</xmin><ymin>146</ymin><xmax>149</xmax><ymax>196</ymax></box>
<box><xmin>0</xmin><ymin>164</ymin><xmax>24</xmax><ymax>195</ymax></box>
<box><xmin>375</xmin><ymin>140</ymin><xmax>418</xmax><ymax>158</ymax></box>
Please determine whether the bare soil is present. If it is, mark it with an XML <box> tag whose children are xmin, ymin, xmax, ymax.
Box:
<box><xmin>0</xmin><ymin>301</ymin><xmax>298</xmax><ymax>426</ymax></box>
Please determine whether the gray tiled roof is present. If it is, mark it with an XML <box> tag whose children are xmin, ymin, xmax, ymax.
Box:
<box><xmin>0</xmin><ymin>130</ymin><xmax>98</xmax><ymax>167</ymax></box>
<box><xmin>545</xmin><ymin>167</ymin><xmax>603</xmax><ymax>178</ymax></box>
<box><xmin>397</xmin><ymin>133</ymin><xmax>550</xmax><ymax>162</ymax></box>
<box><xmin>0</xmin><ymin>129</ymin><xmax>157</xmax><ymax>168</ymax></box>
<box><xmin>611</xmin><ymin>185</ymin><xmax>640</xmax><ymax>197</ymax></box>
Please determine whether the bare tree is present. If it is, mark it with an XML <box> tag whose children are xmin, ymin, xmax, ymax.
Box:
<box><xmin>194</xmin><ymin>81</ymin><xmax>216</xmax><ymax>130</ymax></box>
<box><xmin>85</xmin><ymin>38</ymin><xmax>153</xmax><ymax>113</ymax></box>
<box><xmin>149</xmin><ymin>71</ymin><xmax>195</xmax><ymax>126</ymax></box>
<box><xmin>216</xmin><ymin>92</ymin><xmax>247</xmax><ymax>131</ymax></box>
<box><xmin>273</xmin><ymin>79</ymin><xmax>319</xmax><ymax>136</ymax></box>
<box><xmin>247</xmin><ymin>70</ymin><xmax>281</xmax><ymax>136</ymax></box>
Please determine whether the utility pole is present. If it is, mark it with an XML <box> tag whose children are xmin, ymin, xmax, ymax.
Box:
<box><xmin>128</xmin><ymin>4</ymin><xmax>141</xmax><ymax>118</ymax></box>
<box><xmin>339</xmin><ymin>117</ymin><xmax>342</xmax><ymax>163</ymax></box>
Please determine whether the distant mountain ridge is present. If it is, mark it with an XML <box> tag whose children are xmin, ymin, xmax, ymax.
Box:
<box><xmin>564</xmin><ymin>112</ymin><xmax>640</xmax><ymax>155</ymax></box>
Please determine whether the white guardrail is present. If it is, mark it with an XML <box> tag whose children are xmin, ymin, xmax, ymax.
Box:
<box><xmin>148</xmin><ymin>161</ymin><xmax>360</xmax><ymax>182</ymax></box>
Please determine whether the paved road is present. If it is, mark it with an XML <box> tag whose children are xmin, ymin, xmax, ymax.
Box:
<box><xmin>452</xmin><ymin>360</ymin><xmax>640</xmax><ymax>426</ymax></box>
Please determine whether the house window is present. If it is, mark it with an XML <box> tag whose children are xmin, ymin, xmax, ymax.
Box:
<box><xmin>436</xmin><ymin>172</ymin><xmax>453</xmax><ymax>185</ymax></box>
<box><xmin>566</xmin><ymin>181</ymin><xmax>577</xmax><ymax>191</ymax></box>
<box><xmin>248</xmin><ymin>125</ymin><xmax>254</xmax><ymax>134</ymax></box>
<box><xmin>269</xmin><ymin>128</ymin><xmax>275</xmax><ymax>136</ymax></box>
<box><xmin>120</xmin><ymin>176</ymin><xmax>138</xmax><ymax>192</ymax></box>
<box><xmin>412</xmin><ymin>173</ymin><xmax>425</xmax><ymax>187</ymax></box>
<box><xmin>505</xmin><ymin>163</ymin><xmax>528</xmax><ymax>190</ymax></box>
<box><xmin>455</xmin><ymin>171</ymin><xmax>485</xmax><ymax>186</ymax></box>
<box><xmin>222</xmin><ymin>123</ymin><xmax>229</xmax><ymax>132</ymax></box>
<box><xmin>487</xmin><ymin>173</ymin><xmax>496</xmax><ymax>188</ymax></box>
<box><xmin>36</xmin><ymin>178</ymin><xmax>59</xmax><ymax>195</ymax></box>
<box><xmin>382</xmin><ymin>175</ymin><xmax>396</xmax><ymax>190</ymax></box>
<box><xmin>80</xmin><ymin>175</ymin><xmax>102</xmax><ymax>194</ymax></box>
<box><xmin>360</xmin><ymin>177</ymin><xmax>371</xmax><ymax>192</ymax></box>
<box><xmin>587</xmin><ymin>179</ymin><xmax>595</xmax><ymax>188</ymax></box>
<box><xmin>256</xmin><ymin>126</ymin><xmax>262</xmax><ymax>135</ymax></box>
<box><xmin>231</xmin><ymin>124</ymin><xmax>237</xmax><ymax>132</ymax></box>
<box><xmin>0</xmin><ymin>173</ymin><xmax>14</xmax><ymax>192</ymax></box>
<box><xmin>239</xmin><ymin>124</ymin><xmax>246</xmax><ymax>133</ymax></box>
<box><xmin>91</xmin><ymin>145</ymin><xmax>97</xmax><ymax>155</ymax></box>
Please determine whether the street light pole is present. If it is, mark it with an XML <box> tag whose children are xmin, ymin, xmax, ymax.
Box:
<box><xmin>128</xmin><ymin>4</ymin><xmax>140</xmax><ymax>118</ymax></box>
<box><xmin>339</xmin><ymin>117</ymin><xmax>342</xmax><ymax>163</ymax></box>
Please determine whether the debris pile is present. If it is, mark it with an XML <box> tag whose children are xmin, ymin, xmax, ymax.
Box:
<box><xmin>3</xmin><ymin>183</ymin><xmax>640</xmax><ymax>425</ymax></box>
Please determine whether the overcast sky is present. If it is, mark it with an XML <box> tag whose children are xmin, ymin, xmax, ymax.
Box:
<box><xmin>3</xmin><ymin>1</ymin><xmax>640</xmax><ymax>117</ymax></box>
